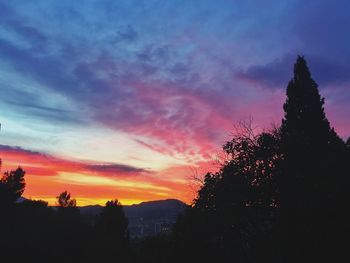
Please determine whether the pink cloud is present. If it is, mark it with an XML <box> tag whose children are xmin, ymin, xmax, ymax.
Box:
<box><xmin>0</xmin><ymin>145</ymin><xmax>148</xmax><ymax>178</ymax></box>
<box><xmin>0</xmin><ymin>144</ymin><xmax>197</xmax><ymax>205</ymax></box>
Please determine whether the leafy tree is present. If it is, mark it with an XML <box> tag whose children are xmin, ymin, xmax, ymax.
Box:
<box><xmin>175</xmin><ymin>56</ymin><xmax>349</xmax><ymax>263</ymax></box>
<box><xmin>174</xmin><ymin>124</ymin><xmax>280</xmax><ymax>262</ymax></box>
<box><xmin>56</xmin><ymin>190</ymin><xmax>76</xmax><ymax>208</ymax></box>
<box><xmin>15</xmin><ymin>199</ymin><xmax>57</xmax><ymax>260</ymax></box>
<box><xmin>0</xmin><ymin>167</ymin><xmax>26</xmax><ymax>256</ymax></box>
<box><xmin>96</xmin><ymin>199</ymin><xmax>128</xmax><ymax>241</ymax></box>
<box><xmin>94</xmin><ymin>199</ymin><xmax>129</xmax><ymax>261</ymax></box>
<box><xmin>0</xmin><ymin>167</ymin><xmax>25</xmax><ymax>205</ymax></box>
<box><xmin>54</xmin><ymin>191</ymin><xmax>87</xmax><ymax>262</ymax></box>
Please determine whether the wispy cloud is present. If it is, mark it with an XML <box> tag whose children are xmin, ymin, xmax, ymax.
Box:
<box><xmin>0</xmin><ymin>144</ymin><xmax>149</xmax><ymax>177</ymax></box>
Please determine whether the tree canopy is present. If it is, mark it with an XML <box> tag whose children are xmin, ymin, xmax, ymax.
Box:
<box><xmin>56</xmin><ymin>190</ymin><xmax>77</xmax><ymax>208</ymax></box>
<box><xmin>174</xmin><ymin>56</ymin><xmax>350</xmax><ymax>263</ymax></box>
<box><xmin>0</xmin><ymin>167</ymin><xmax>25</xmax><ymax>205</ymax></box>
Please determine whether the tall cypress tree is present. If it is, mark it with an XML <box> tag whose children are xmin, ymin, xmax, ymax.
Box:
<box><xmin>280</xmin><ymin>56</ymin><xmax>332</xmax><ymax>208</ymax></box>
<box><xmin>277</xmin><ymin>56</ymin><xmax>348</xmax><ymax>262</ymax></box>
<box><xmin>282</xmin><ymin>56</ymin><xmax>331</xmax><ymax>141</ymax></box>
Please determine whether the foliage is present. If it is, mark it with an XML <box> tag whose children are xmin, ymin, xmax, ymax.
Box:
<box><xmin>56</xmin><ymin>190</ymin><xmax>77</xmax><ymax>208</ymax></box>
<box><xmin>275</xmin><ymin>56</ymin><xmax>349</xmax><ymax>262</ymax></box>
<box><xmin>0</xmin><ymin>167</ymin><xmax>25</xmax><ymax>205</ymax></box>
<box><xmin>94</xmin><ymin>199</ymin><xmax>129</xmax><ymax>261</ymax></box>
<box><xmin>174</xmin><ymin>56</ymin><xmax>350</xmax><ymax>262</ymax></box>
<box><xmin>175</xmin><ymin>126</ymin><xmax>281</xmax><ymax>262</ymax></box>
<box><xmin>96</xmin><ymin>199</ymin><xmax>128</xmax><ymax>239</ymax></box>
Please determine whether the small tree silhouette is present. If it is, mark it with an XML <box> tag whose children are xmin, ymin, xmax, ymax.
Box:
<box><xmin>56</xmin><ymin>191</ymin><xmax>76</xmax><ymax>208</ymax></box>
<box><xmin>0</xmin><ymin>167</ymin><xmax>25</xmax><ymax>205</ymax></box>
<box><xmin>97</xmin><ymin>199</ymin><xmax>128</xmax><ymax>240</ymax></box>
<box><xmin>94</xmin><ymin>199</ymin><xmax>129</xmax><ymax>261</ymax></box>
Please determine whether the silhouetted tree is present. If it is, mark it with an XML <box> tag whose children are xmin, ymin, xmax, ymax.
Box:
<box><xmin>0</xmin><ymin>166</ymin><xmax>26</xmax><ymax>254</ymax></box>
<box><xmin>56</xmin><ymin>190</ymin><xmax>76</xmax><ymax>208</ymax></box>
<box><xmin>0</xmin><ymin>167</ymin><xmax>26</xmax><ymax>258</ymax></box>
<box><xmin>94</xmin><ymin>199</ymin><xmax>129</xmax><ymax>261</ymax></box>
<box><xmin>175</xmin><ymin>56</ymin><xmax>349</xmax><ymax>263</ymax></box>
<box><xmin>54</xmin><ymin>191</ymin><xmax>87</xmax><ymax>262</ymax></box>
<box><xmin>174</xmin><ymin>124</ymin><xmax>280</xmax><ymax>262</ymax></box>
<box><xmin>0</xmin><ymin>167</ymin><xmax>25</xmax><ymax>205</ymax></box>
<box><xmin>14</xmin><ymin>199</ymin><xmax>59</xmax><ymax>261</ymax></box>
<box><xmin>275</xmin><ymin>56</ymin><xmax>349</xmax><ymax>262</ymax></box>
<box><xmin>99</xmin><ymin>199</ymin><xmax>128</xmax><ymax>238</ymax></box>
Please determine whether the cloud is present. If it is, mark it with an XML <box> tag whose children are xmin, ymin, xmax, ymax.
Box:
<box><xmin>116</xmin><ymin>25</ymin><xmax>138</xmax><ymax>42</ymax></box>
<box><xmin>0</xmin><ymin>144</ymin><xmax>194</xmax><ymax>205</ymax></box>
<box><xmin>2</xmin><ymin>92</ymin><xmax>79</xmax><ymax>123</ymax></box>
<box><xmin>0</xmin><ymin>0</ymin><xmax>349</xmax><ymax>164</ymax></box>
<box><xmin>293</xmin><ymin>0</ymin><xmax>350</xmax><ymax>60</ymax></box>
<box><xmin>0</xmin><ymin>144</ymin><xmax>149</xmax><ymax>177</ymax></box>
<box><xmin>85</xmin><ymin>163</ymin><xmax>149</xmax><ymax>175</ymax></box>
<box><xmin>236</xmin><ymin>54</ymin><xmax>350</xmax><ymax>89</ymax></box>
<box><xmin>236</xmin><ymin>56</ymin><xmax>293</xmax><ymax>88</ymax></box>
<box><xmin>0</xmin><ymin>0</ymin><xmax>267</xmax><ymax>160</ymax></box>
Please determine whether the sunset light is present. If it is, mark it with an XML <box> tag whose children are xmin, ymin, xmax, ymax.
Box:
<box><xmin>1</xmin><ymin>1</ymin><xmax>349</xmax><ymax>262</ymax></box>
<box><xmin>1</xmin><ymin>1</ymin><xmax>349</xmax><ymax>208</ymax></box>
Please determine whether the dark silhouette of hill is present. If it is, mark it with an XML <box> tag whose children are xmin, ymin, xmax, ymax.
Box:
<box><xmin>79</xmin><ymin>199</ymin><xmax>187</xmax><ymax>237</ymax></box>
<box><xmin>79</xmin><ymin>199</ymin><xmax>186</xmax><ymax>219</ymax></box>
<box><xmin>124</xmin><ymin>199</ymin><xmax>187</xmax><ymax>219</ymax></box>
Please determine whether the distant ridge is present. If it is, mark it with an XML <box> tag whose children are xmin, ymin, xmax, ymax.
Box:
<box><xmin>18</xmin><ymin>198</ymin><xmax>187</xmax><ymax>237</ymax></box>
<box><xmin>79</xmin><ymin>198</ymin><xmax>187</xmax><ymax>218</ymax></box>
<box><xmin>79</xmin><ymin>198</ymin><xmax>186</xmax><ymax>211</ymax></box>
<box><xmin>79</xmin><ymin>199</ymin><xmax>188</xmax><ymax>237</ymax></box>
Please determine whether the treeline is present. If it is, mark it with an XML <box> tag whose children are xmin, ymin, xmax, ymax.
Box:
<box><xmin>171</xmin><ymin>56</ymin><xmax>350</xmax><ymax>263</ymax></box>
<box><xmin>0</xmin><ymin>172</ymin><xmax>129</xmax><ymax>262</ymax></box>
<box><xmin>1</xmin><ymin>56</ymin><xmax>349</xmax><ymax>263</ymax></box>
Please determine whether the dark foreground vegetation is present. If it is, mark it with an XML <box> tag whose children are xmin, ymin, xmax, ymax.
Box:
<box><xmin>1</xmin><ymin>57</ymin><xmax>349</xmax><ymax>263</ymax></box>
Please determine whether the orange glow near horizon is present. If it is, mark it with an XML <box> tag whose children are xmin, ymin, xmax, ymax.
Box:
<box><xmin>0</xmin><ymin>146</ymin><xmax>203</xmax><ymax>206</ymax></box>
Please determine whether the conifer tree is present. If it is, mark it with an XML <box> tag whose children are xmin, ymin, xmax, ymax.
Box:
<box><xmin>0</xmin><ymin>167</ymin><xmax>26</xmax><ymax>205</ymax></box>
<box><xmin>280</xmin><ymin>56</ymin><xmax>333</xmax><ymax>210</ymax></box>
<box><xmin>277</xmin><ymin>56</ymin><xmax>348</xmax><ymax>262</ymax></box>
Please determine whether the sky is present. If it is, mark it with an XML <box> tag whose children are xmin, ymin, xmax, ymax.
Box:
<box><xmin>0</xmin><ymin>0</ymin><xmax>349</xmax><ymax>206</ymax></box>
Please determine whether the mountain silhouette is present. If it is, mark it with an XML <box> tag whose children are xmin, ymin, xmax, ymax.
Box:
<box><xmin>79</xmin><ymin>199</ymin><xmax>187</xmax><ymax>237</ymax></box>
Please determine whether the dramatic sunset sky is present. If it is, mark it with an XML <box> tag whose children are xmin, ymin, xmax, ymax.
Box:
<box><xmin>0</xmin><ymin>0</ymin><xmax>349</xmax><ymax>206</ymax></box>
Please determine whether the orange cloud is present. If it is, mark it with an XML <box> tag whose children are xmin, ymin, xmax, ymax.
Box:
<box><xmin>0</xmin><ymin>144</ymin><xmax>200</xmax><ymax>206</ymax></box>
